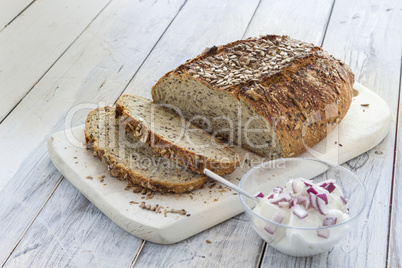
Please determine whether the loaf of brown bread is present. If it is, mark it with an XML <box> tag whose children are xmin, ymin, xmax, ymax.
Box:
<box><xmin>151</xmin><ymin>35</ymin><xmax>354</xmax><ymax>158</ymax></box>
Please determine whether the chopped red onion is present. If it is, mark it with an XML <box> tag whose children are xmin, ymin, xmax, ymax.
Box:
<box><xmin>309</xmin><ymin>192</ymin><xmax>318</xmax><ymax>210</ymax></box>
<box><xmin>264</xmin><ymin>211</ymin><xmax>284</xmax><ymax>234</ymax></box>
<box><xmin>323</xmin><ymin>217</ymin><xmax>337</xmax><ymax>226</ymax></box>
<box><xmin>304</xmin><ymin>181</ymin><xmax>312</xmax><ymax>187</ymax></box>
<box><xmin>291</xmin><ymin>198</ymin><xmax>297</xmax><ymax>208</ymax></box>
<box><xmin>307</xmin><ymin>186</ymin><xmax>318</xmax><ymax>195</ymax></box>
<box><xmin>325</xmin><ymin>182</ymin><xmax>336</xmax><ymax>193</ymax></box>
<box><xmin>292</xmin><ymin>180</ymin><xmax>300</xmax><ymax>194</ymax></box>
<box><xmin>340</xmin><ymin>196</ymin><xmax>347</xmax><ymax>205</ymax></box>
<box><xmin>270</xmin><ymin>194</ymin><xmax>285</xmax><ymax>204</ymax></box>
<box><xmin>316</xmin><ymin>193</ymin><xmax>328</xmax><ymax>204</ymax></box>
<box><xmin>317</xmin><ymin>217</ymin><xmax>337</xmax><ymax>238</ymax></box>
<box><xmin>284</xmin><ymin>192</ymin><xmax>292</xmax><ymax>201</ymax></box>
<box><xmin>304</xmin><ymin>196</ymin><xmax>310</xmax><ymax>210</ymax></box>
<box><xmin>316</xmin><ymin>196</ymin><xmax>329</xmax><ymax>215</ymax></box>
<box><xmin>292</xmin><ymin>204</ymin><xmax>309</xmax><ymax>219</ymax></box>
<box><xmin>273</xmin><ymin>186</ymin><xmax>283</xmax><ymax>194</ymax></box>
<box><xmin>254</xmin><ymin>192</ymin><xmax>265</xmax><ymax>198</ymax></box>
<box><xmin>317</xmin><ymin>229</ymin><xmax>329</xmax><ymax>238</ymax></box>
<box><xmin>268</xmin><ymin>194</ymin><xmax>274</xmax><ymax>200</ymax></box>
<box><xmin>278</xmin><ymin>201</ymin><xmax>290</xmax><ymax>207</ymax></box>
<box><xmin>320</xmin><ymin>183</ymin><xmax>328</xmax><ymax>188</ymax></box>
<box><xmin>296</xmin><ymin>195</ymin><xmax>307</xmax><ymax>204</ymax></box>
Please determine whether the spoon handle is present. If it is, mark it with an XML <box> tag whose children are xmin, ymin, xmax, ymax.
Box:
<box><xmin>204</xmin><ymin>169</ymin><xmax>257</xmax><ymax>201</ymax></box>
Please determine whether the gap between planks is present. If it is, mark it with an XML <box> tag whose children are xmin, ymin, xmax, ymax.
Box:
<box><xmin>241</xmin><ymin>0</ymin><xmax>263</xmax><ymax>40</ymax></box>
<box><xmin>386</xmin><ymin>55</ymin><xmax>402</xmax><ymax>268</ymax></box>
<box><xmin>112</xmin><ymin>0</ymin><xmax>188</xmax><ymax>107</ymax></box>
<box><xmin>319</xmin><ymin>0</ymin><xmax>336</xmax><ymax>47</ymax></box>
<box><xmin>0</xmin><ymin>0</ymin><xmax>113</xmax><ymax>126</ymax></box>
<box><xmin>0</xmin><ymin>176</ymin><xmax>64</xmax><ymax>267</ymax></box>
<box><xmin>0</xmin><ymin>0</ymin><xmax>36</xmax><ymax>33</ymax></box>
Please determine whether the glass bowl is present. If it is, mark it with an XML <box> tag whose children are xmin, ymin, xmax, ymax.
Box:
<box><xmin>239</xmin><ymin>157</ymin><xmax>367</xmax><ymax>257</ymax></box>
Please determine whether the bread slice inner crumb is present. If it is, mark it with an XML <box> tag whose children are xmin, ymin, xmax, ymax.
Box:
<box><xmin>118</xmin><ymin>95</ymin><xmax>240</xmax><ymax>163</ymax></box>
<box><xmin>85</xmin><ymin>107</ymin><xmax>206</xmax><ymax>192</ymax></box>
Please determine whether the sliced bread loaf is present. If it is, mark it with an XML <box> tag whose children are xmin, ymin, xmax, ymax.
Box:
<box><xmin>116</xmin><ymin>95</ymin><xmax>240</xmax><ymax>175</ymax></box>
<box><xmin>151</xmin><ymin>35</ymin><xmax>354</xmax><ymax>159</ymax></box>
<box><xmin>85</xmin><ymin>106</ymin><xmax>207</xmax><ymax>193</ymax></box>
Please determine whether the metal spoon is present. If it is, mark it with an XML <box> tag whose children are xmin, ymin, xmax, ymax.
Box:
<box><xmin>204</xmin><ymin>169</ymin><xmax>258</xmax><ymax>201</ymax></box>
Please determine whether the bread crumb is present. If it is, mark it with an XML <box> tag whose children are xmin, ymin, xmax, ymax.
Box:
<box><xmin>129</xmin><ymin>201</ymin><xmax>139</xmax><ymax>205</ymax></box>
<box><xmin>74</xmin><ymin>157</ymin><xmax>77</xmax><ymax>159</ymax></box>
<box><xmin>232</xmin><ymin>193</ymin><xmax>238</xmax><ymax>195</ymax></box>
<box><xmin>75</xmin><ymin>162</ymin><xmax>78</xmax><ymax>164</ymax></box>
<box><xmin>206</xmin><ymin>240</ymin><xmax>211</xmax><ymax>243</ymax></box>
<box><xmin>85</xmin><ymin>176</ymin><xmax>93</xmax><ymax>180</ymax></box>
<box><xmin>361</xmin><ymin>104</ymin><xmax>369</xmax><ymax>107</ymax></box>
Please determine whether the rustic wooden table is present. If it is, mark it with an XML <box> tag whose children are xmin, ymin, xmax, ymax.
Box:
<box><xmin>0</xmin><ymin>0</ymin><xmax>401</xmax><ymax>267</ymax></box>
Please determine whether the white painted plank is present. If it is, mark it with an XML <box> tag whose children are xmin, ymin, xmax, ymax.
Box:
<box><xmin>135</xmin><ymin>213</ymin><xmax>264</xmax><ymax>268</ymax></box>
<box><xmin>243</xmin><ymin>0</ymin><xmax>334</xmax><ymax>45</ymax></box>
<box><xmin>125</xmin><ymin>0</ymin><xmax>336</xmax><ymax>266</ymax></box>
<box><xmin>0</xmin><ymin>0</ymin><xmax>185</xmax><ymax>266</ymax></box>
<box><xmin>320</xmin><ymin>0</ymin><xmax>401</xmax><ymax>266</ymax></box>
<box><xmin>0</xmin><ymin>0</ymin><xmax>34</xmax><ymax>30</ymax></box>
<box><xmin>4</xmin><ymin>179</ymin><xmax>141</xmax><ymax>268</ymax></box>
<box><xmin>0</xmin><ymin>145</ymin><xmax>65</xmax><ymax>265</ymax></box>
<box><xmin>389</xmin><ymin>69</ymin><xmax>402</xmax><ymax>266</ymax></box>
<box><xmin>0</xmin><ymin>0</ymin><xmax>110</xmax><ymax>122</ymax></box>
<box><xmin>259</xmin><ymin>0</ymin><xmax>401</xmax><ymax>267</ymax></box>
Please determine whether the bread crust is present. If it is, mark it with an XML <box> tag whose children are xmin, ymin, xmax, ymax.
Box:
<box><xmin>151</xmin><ymin>35</ymin><xmax>354</xmax><ymax>157</ymax></box>
<box><xmin>116</xmin><ymin>96</ymin><xmax>241</xmax><ymax>175</ymax></box>
<box><xmin>85</xmin><ymin>107</ymin><xmax>207</xmax><ymax>194</ymax></box>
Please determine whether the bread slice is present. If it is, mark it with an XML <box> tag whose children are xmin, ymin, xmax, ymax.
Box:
<box><xmin>85</xmin><ymin>106</ymin><xmax>207</xmax><ymax>193</ymax></box>
<box><xmin>115</xmin><ymin>95</ymin><xmax>240</xmax><ymax>175</ymax></box>
<box><xmin>151</xmin><ymin>35</ymin><xmax>354</xmax><ymax>158</ymax></box>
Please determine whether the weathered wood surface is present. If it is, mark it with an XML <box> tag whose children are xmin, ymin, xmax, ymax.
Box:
<box><xmin>0</xmin><ymin>0</ymin><xmax>185</xmax><ymax>266</ymax></box>
<box><xmin>319</xmin><ymin>0</ymin><xmax>401</xmax><ymax>267</ymax></box>
<box><xmin>0</xmin><ymin>0</ymin><xmax>33</xmax><ymax>30</ymax></box>
<box><xmin>3</xmin><ymin>179</ymin><xmax>141</xmax><ymax>268</ymax></box>
<box><xmin>0</xmin><ymin>0</ymin><xmax>401</xmax><ymax>266</ymax></box>
<box><xmin>0</xmin><ymin>0</ymin><xmax>110</xmax><ymax>122</ymax></box>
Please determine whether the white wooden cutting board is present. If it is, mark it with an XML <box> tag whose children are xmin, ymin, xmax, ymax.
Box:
<box><xmin>47</xmin><ymin>83</ymin><xmax>390</xmax><ymax>244</ymax></box>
